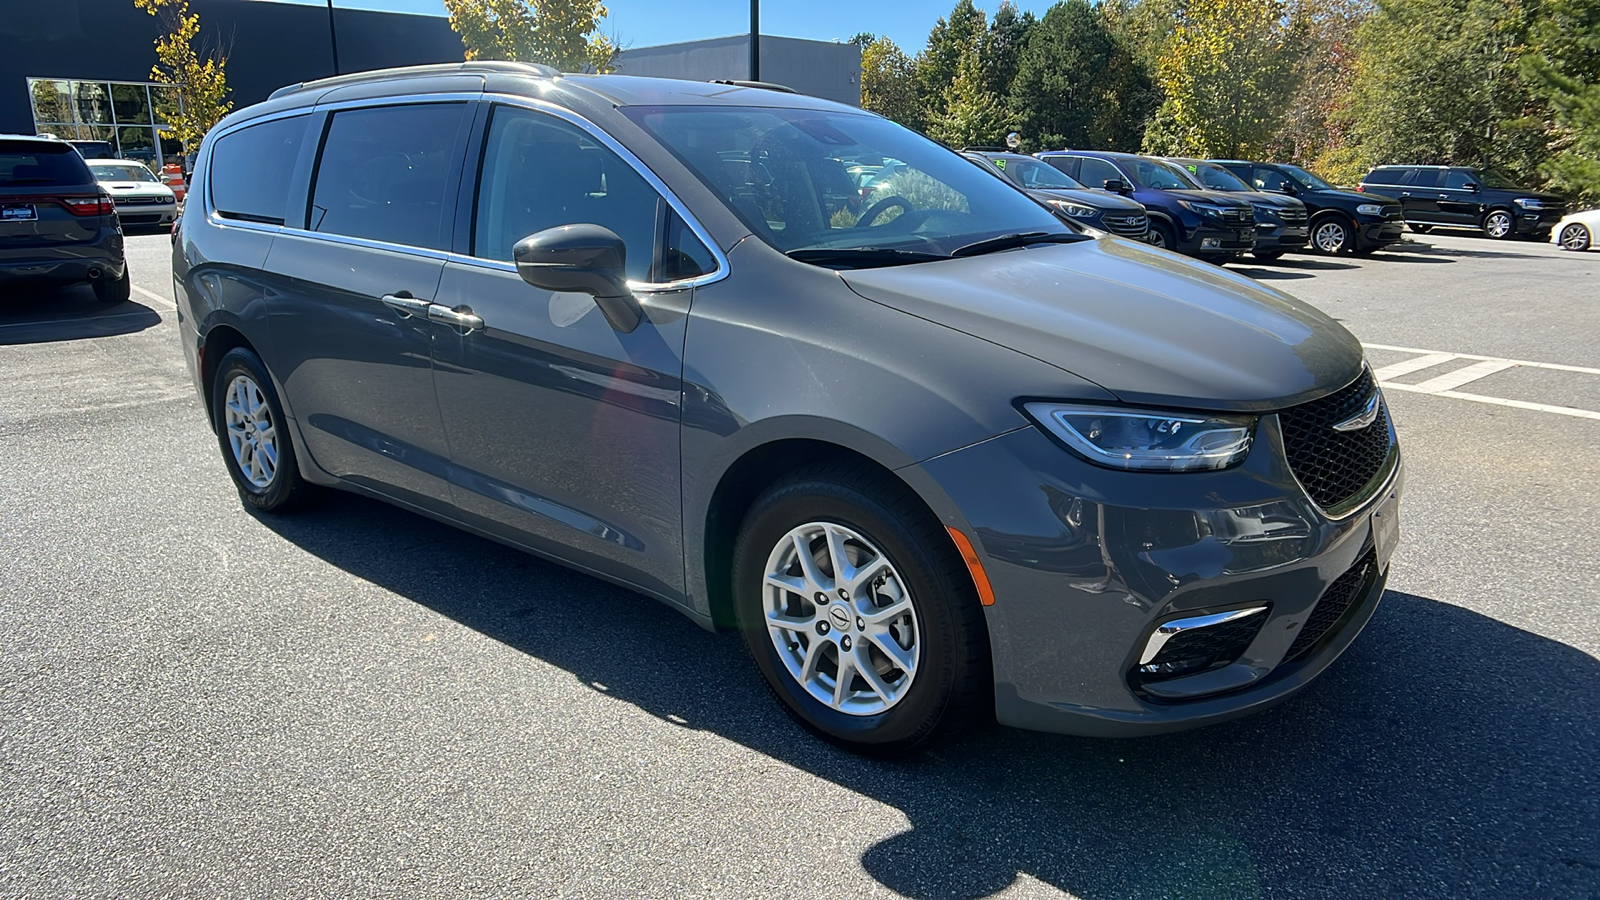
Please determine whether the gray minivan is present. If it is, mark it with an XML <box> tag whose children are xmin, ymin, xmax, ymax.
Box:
<box><xmin>175</xmin><ymin>63</ymin><xmax>1403</xmax><ymax>756</ymax></box>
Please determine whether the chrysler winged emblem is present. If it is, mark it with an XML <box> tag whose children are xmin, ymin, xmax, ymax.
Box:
<box><xmin>1332</xmin><ymin>393</ymin><xmax>1381</xmax><ymax>432</ymax></box>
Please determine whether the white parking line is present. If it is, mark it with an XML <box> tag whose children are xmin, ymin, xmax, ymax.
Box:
<box><xmin>1362</xmin><ymin>342</ymin><xmax>1600</xmax><ymax>421</ymax></box>
<box><xmin>130</xmin><ymin>282</ymin><xmax>176</xmax><ymax>311</ymax></box>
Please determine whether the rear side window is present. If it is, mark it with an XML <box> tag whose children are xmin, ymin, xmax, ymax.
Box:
<box><xmin>210</xmin><ymin>115</ymin><xmax>308</xmax><ymax>224</ymax></box>
<box><xmin>0</xmin><ymin>141</ymin><xmax>93</xmax><ymax>186</ymax></box>
<box><xmin>309</xmin><ymin>103</ymin><xmax>468</xmax><ymax>250</ymax></box>
<box><xmin>1364</xmin><ymin>168</ymin><xmax>1405</xmax><ymax>185</ymax></box>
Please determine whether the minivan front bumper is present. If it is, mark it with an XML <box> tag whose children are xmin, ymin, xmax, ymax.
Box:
<box><xmin>910</xmin><ymin>412</ymin><xmax>1401</xmax><ymax>737</ymax></box>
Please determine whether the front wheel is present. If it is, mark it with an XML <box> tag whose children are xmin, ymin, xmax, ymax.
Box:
<box><xmin>1408</xmin><ymin>223</ymin><xmax>1433</xmax><ymax>234</ymax></box>
<box><xmin>1558</xmin><ymin>223</ymin><xmax>1591</xmax><ymax>251</ymax></box>
<box><xmin>1148</xmin><ymin>220</ymin><xmax>1177</xmax><ymax>252</ymax></box>
<box><xmin>1311</xmin><ymin>217</ymin><xmax>1352</xmax><ymax>254</ymax></box>
<box><xmin>212</xmin><ymin>347</ymin><xmax>315</xmax><ymax>513</ymax></box>
<box><xmin>1482</xmin><ymin>209</ymin><xmax>1515</xmax><ymax>239</ymax></box>
<box><xmin>733</xmin><ymin>463</ymin><xmax>991</xmax><ymax>757</ymax></box>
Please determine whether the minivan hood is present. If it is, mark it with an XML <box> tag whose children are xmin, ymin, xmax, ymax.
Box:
<box><xmin>1031</xmin><ymin>188</ymin><xmax>1146</xmax><ymax>212</ymax></box>
<box><xmin>839</xmin><ymin>238</ymin><xmax>1362</xmax><ymax>412</ymax></box>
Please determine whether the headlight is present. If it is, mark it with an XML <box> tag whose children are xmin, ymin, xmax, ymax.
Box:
<box><xmin>1048</xmin><ymin>200</ymin><xmax>1098</xmax><ymax>219</ymax></box>
<box><xmin>1355</xmin><ymin>203</ymin><xmax>1384</xmax><ymax>216</ymax></box>
<box><xmin>1022</xmin><ymin>402</ymin><xmax>1256</xmax><ymax>472</ymax></box>
<box><xmin>1177</xmin><ymin>200</ymin><xmax>1224</xmax><ymax>220</ymax></box>
<box><xmin>1513</xmin><ymin>197</ymin><xmax>1544</xmax><ymax>209</ymax></box>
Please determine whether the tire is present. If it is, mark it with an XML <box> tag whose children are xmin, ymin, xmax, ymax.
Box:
<box><xmin>1253</xmin><ymin>250</ymin><xmax>1286</xmax><ymax>262</ymax></box>
<box><xmin>92</xmin><ymin>268</ymin><xmax>130</xmax><ymax>304</ymax></box>
<box><xmin>1559</xmin><ymin>223</ymin><xmax>1591</xmax><ymax>252</ymax></box>
<box><xmin>1310</xmin><ymin>215</ymin><xmax>1352</xmax><ymax>254</ymax></box>
<box><xmin>1148</xmin><ymin>220</ymin><xmax>1177</xmax><ymax>252</ymax></box>
<box><xmin>732</xmin><ymin>462</ymin><xmax>991</xmax><ymax>757</ymax></box>
<box><xmin>1482</xmin><ymin>208</ymin><xmax>1515</xmax><ymax>239</ymax></box>
<box><xmin>1408</xmin><ymin>223</ymin><xmax>1433</xmax><ymax>234</ymax></box>
<box><xmin>211</xmin><ymin>347</ymin><xmax>315</xmax><ymax>513</ymax></box>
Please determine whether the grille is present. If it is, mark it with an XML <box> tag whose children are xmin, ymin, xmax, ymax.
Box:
<box><xmin>1141</xmin><ymin>608</ymin><xmax>1267</xmax><ymax>681</ymax></box>
<box><xmin>1102</xmin><ymin>214</ymin><xmax>1148</xmax><ymax>237</ymax></box>
<box><xmin>1221</xmin><ymin>208</ymin><xmax>1255</xmax><ymax>226</ymax></box>
<box><xmin>1279</xmin><ymin>207</ymin><xmax>1308</xmax><ymax>224</ymax></box>
<box><xmin>1278</xmin><ymin>370</ymin><xmax>1393</xmax><ymax>510</ymax></box>
<box><xmin>1283</xmin><ymin>548</ymin><xmax>1377</xmax><ymax>663</ymax></box>
<box><xmin>114</xmin><ymin>197</ymin><xmax>163</xmax><ymax>206</ymax></box>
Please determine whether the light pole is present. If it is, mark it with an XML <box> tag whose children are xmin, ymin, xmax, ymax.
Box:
<box><xmin>327</xmin><ymin>0</ymin><xmax>341</xmax><ymax>76</ymax></box>
<box><xmin>749</xmin><ymin>0</ymin><xmax>759</xmax><ymax>81</ymax></box>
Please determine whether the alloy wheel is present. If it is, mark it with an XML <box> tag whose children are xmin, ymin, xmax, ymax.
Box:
<box><xmin>1484</xmin><ymin>211</ymin><xmax>1513</xmax><ymax>239</ymax></box>
<box><xmin>761</xmin><ymin>521</ymin><xmax>920</xmax><ymax>716</ymax></box>
<box><xmin>224</xmin><ymin>374</ymin><xmax>279</xmax><ymax>490</ymax></box>
<box><xmin>1313</xmin><ymin>220</ymin><xmax>1348</xmax><ymax>253</ymax></box>
<box><xmin>1560</xmin><ymin>224</ymin><xmax>1590</xmax><ymax>251</ymax></box>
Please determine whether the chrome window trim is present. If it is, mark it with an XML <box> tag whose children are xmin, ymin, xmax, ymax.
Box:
<box><xmin>474</xmin><ymin>92</ymin><xmax>730</xmax><ymax>291</ymax></box>
<box><xmin>273</xmin><ymin>225</ymin><xmax>453</xmax><ymax>261</ymax></box>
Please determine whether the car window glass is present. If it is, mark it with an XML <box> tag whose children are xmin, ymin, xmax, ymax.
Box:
<box><xmin>210</xmin><ymin>115</ymin><xmax>306</xmax><ymax>225</ymax></box>
<box><xmin>0</xmin><ymin>141</ymin><xmax>93</xmax><ymax>186</ymax></box>
<box><xmin>1443</xmin><ymin>170</ymin><xmax>1477</xmax><ymax>189</ymax></box>
<box><xmin>660</xmin><ymin>211</ymin><xmax>717</xmax><ymax>281</ymax></box>
<box><xmin>1010</xmin><ymin>158</ymin><xmax>1081</xmax><ymax>189</ymax></box>
<box><xmin>1478</xmin><ymin>170</ymin><xmax>1517</xmax><ymax>188</ymax></box>
<box><xmin>92</xmin><ymin>163</ymin><xmax>157</xmax><ymax>182</ymax></box>
<box><xmin>309</xmin><ymin>103</ymin><xmax>466</xmax><ymax>249</ymax></box>
<box><xmin>1076</xmin><ymin>157</ymin><xmax>1123</xmax><ymax>191</ymax></box>
<box><xmin>1254</xmin><ymin>168</ymin><xmax>1291</xmax><ymax>192</ymax></box>
<box><xmin>473</xmin><ymin>106</ymin><xmax>663</xmax><ymax>281</ymax></box>
<box><xmin>1132</xmin><ymin>158</ymin><xmax>1192</xmax><ymax>190</ymax></box>
<box><xmin>1365</xmin><ymin>168</ymin><xmax>1404</xmax><ymax>185</ymax></box>
<box><xmin>1192</xmin><ymin>163</ymin><xmax>1249</xmax><ymax>191</ymax></box>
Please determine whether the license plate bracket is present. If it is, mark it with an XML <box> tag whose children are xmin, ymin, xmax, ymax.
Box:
<box><xmin>2</xmin><ymin>203</ymin><xmax>38</xmax><ymax>222</ymax></box>
<box><xmin>1372</xmin><ymin>487</ymin><xmax>1401</xmax><ymax>570</ymax></box>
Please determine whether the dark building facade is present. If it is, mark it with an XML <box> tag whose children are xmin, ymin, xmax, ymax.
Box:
<box><xmin>1</xmin><ymin>0</ymin><xmax>463</xmax><ymax>164</ymax></box>
<box><xmin>616</xmin><ymin>35</ymin><xmax>861</xmax><ymax>107</ymax></box>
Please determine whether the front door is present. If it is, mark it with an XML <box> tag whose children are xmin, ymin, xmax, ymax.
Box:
<box><xmin>431</xmin><ymin>104</ymin><xmax>721</xmax><ymax>600</ymax></box>
<box><xmin>1436</xmin><ymin>169</ymin><xmax>1484</xmax><ymax>226</ymax></box>
<box><xmin>264</xmin><ymin>101</ymin><xmax>472</xmax><ymax>510</ymax></box>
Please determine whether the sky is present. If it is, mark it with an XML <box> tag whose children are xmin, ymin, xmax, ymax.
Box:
<box><xmin>251</xmin><ymin>0</ymin><xmax>1064</xmax><ymax>56</ymax></box>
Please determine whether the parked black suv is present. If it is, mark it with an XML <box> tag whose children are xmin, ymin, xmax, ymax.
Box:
<box><xmin>1213</xmin><ymin>160</ymin><xmax>1403</xmax><ymax>255</ymax></box>
<box><xmin>962</xmin><ymin>151</ymin><xmax>1149</xmax><ymax>241</ymax></box>
<box><xmin>1037</xmin><ymin>150</ymin><xmax>1255</xmax><ymax>262</ymax></box>
<box><xmin>1</xmin><ymin>134</ymin><xmax>128</xmax><ymax>303</ymax></box>
<box><xmin>1167</xmin><ymin>158</ymin><xmax>1308</xmax><ymax>260</ymax></box>
<box><xmin>1358</xmin><ymin>165</ymin><xmax>1565</xmax><ymax>240</ymax></box>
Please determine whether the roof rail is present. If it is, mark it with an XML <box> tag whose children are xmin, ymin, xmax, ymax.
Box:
<box><xmin>707</xmin><ymin>79</ymin><xmax>799</xmax><ymax>94</ymax></box>
<box><xmin>268</xmin><ymin>61</ymin><xmax>559</xmax><ymax>100</ymax></box>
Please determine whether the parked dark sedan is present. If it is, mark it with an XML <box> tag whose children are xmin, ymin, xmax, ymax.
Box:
<box><xmin>962</xmin><ymin>150</ymin><xmax>1150</xmax><ymax>241</ymax></box>
<box><xmin>1213</xmin><ymin>160</ymin><xmax>1404</xmax><ymax>255</ymax></box>
<box><xmin>1</xmin><ymin>134</ymin><xmax>127</xmax><ymax>303</ymax></box>
<box><xmin>1168</xmin><ymin>157</ymin><xmax>1308</xmax><ymax>260</ymax></box>
<box><xmin>175</xmin><ymin>63</ymin><xmax>1402</xmax><ymax>756</ymax></box>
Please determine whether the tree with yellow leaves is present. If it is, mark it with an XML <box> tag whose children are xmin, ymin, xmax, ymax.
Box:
<box><xmin>132</xmin><ymin>0</ymin><xmax>233</xmax><ymax>151</ymax></box>
<box><xmin>442</xmin><ymin>0</ymin><xmax>617</xmax><ymax>73</ymax></box>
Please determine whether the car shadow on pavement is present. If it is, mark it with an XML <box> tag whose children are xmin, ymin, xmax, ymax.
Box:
<box><xmin>1379</xmin><ymin>242</ymin><xmax>1545</xmax><ymax>263</ymax></box>
<box><xmin>0</xmin><ymin>285</ymin><xmax>162</xmax><ymax>345</ymax></box>
<box><xmin>256</xmin><ymin>495</ymin><xmax>1600</xmax><ymax>900</ymax></box>
<box><xmin>1232</xmin><ymin>267</ymin><xmax>1315</xmax><ymax>281</ymax></box>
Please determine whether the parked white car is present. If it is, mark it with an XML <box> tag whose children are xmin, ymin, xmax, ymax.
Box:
<box><xmin>86</xmin><ymin>159</ymin><xmax>177</xmax><ymax>228</ymax></box>
<box><xmin>1551</xmin><ymin>207</ymin><xmax>1599</xmax><ymax>252</ymax></box>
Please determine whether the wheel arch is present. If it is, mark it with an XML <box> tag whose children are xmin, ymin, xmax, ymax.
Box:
<box><xmin>198</xmin><ymin>323</ymin><xmax>257</xmax><ymax>432</ymax></box>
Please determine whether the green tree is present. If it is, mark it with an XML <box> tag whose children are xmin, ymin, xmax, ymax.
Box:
<box><xmin>1009</xmin><ymin>0</ymin><xmax>1155</xmax><ymax>151</ymax></box>
<box><xmin>1142</xmin><ymin>0</ymin><xmax>1302</xmax><ymax>158</ymax></box>
<box><xmin>442</xmin><ymin>0</ymin><xmax>617</xmax><ymax>72</ymax></box>
<box><xmin>859</xmin><ymin>36</ymin><xmax>924</xmax><ymax>130</ymax></box>
<box><xmin>980</xmin><ymin>2</ymin><xmax>1037</xmax><ymax>100</ymax></box>
<box><xmin>917</xmin><ymin>0</ymin><xmax>988</xmax><ymax>123</ymax></box>
<box><xmin>928</xmin><ymin>48</ymin><xmax>1010</xmax><ymax>147</ymax></box>
<box><xmin>1274</xmin><ymin>0</ymin><xmax>1371</xmax><ymax>176</ymax></box>
<box><xmin>132</xmin><ymin>0</ymin><xmax>232</xmax><ymax>151</ymax></box>
<box><xmin>1521</xmin><ymin>0</ymin><xmax>1600</xmax><ymax>203</ymax></box>
<box><xmin>1343</xmin><ymin>0</ymin><xmax>1545</xmax><ymax>183</ymax></box>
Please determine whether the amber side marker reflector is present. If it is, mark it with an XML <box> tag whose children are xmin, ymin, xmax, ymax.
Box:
<box><xmin>946</xmin><ymin>526</ymin><xmax>996</xmax><ymax>606</ymax></box>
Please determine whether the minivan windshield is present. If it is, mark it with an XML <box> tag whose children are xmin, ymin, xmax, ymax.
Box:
<box><xmin>623</xmin><ymin>105</ymin><xmax>1076</xmax><ymax>264</ymax></box>
<box><xmin>1477</xmin><ymin>169</ymin><xmax>1519</xmax><ymax>189</ymax></box>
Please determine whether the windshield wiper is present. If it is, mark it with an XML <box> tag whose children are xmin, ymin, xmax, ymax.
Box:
<box><xmin>786</xmin><ymin>247</ymin><xmax>951</xmax><ymax>268</ymax></box>
<box><xmin>951</xmin><ymin>232</ymin><xmax>1089</xmax><ymax>258</ymax></box>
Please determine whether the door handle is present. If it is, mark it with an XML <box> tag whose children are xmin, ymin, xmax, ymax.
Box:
<box><xmin>1400</xmin><ymin>191</ymin><xmax>1410</xmax><ymax>197</ymax></box>
<box><xmin>428</xmin><ymin>303</ymin><xmax>484</xmax><ymax>334</ymax></box>
<box><xmin>381</xmin><ymin>292</ymin><xmax>432</xmax><ymax>318</ymax></box>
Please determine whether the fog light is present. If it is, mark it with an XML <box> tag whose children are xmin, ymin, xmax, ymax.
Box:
<box><xmin>1201</xmin><ymin>237</ymin><xmax>1222</xmax><ymax>249</ymax></box>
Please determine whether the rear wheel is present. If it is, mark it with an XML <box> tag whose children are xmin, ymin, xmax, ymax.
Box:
<box><xmin>1482</xmin><ymin>209</ymin><xmax>1515</xmax><ymax>239</ymax></box>
<box><xmin>92</xmin><ymin>268</ymin><xmax>130</xmax><ymax>304</ymax></box>
<box><xmin>1408</xmin><ymin>223</ymin><xmax>1433</xmax><ymax>234</ymax></box>
<box><xmin>1558</xmin><ymin>223</ymin><xmax>1590</xmax><ymax>251</ymax></box>
<box><xmin>1311</xmin><ymin>216</ymin><xmax>1352</xmax><ymax>254</ymax></box>
<box><xmin>733</xmin><ymin>463</ymin><xmax>990</xmax><ymax>757</ymax></box>
<box><xmin>212</xmin><ymin>347</ymin><xmax>315</xmax><ymax>513</ymax></box>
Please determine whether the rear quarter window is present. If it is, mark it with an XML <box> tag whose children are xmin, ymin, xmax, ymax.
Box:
<box><xmin>0</xmin><ymin>141</ymin><xmax>93</xmax><ymax>186</ymax></box>
<box><xmin>210</xmin><ymin>115</ymin><xmax>309</xmax><ymax>224</ymax></box>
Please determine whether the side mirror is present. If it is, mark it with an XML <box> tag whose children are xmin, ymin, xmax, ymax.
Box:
<box><xmin>1280</xmin><ymin>181</ymin><xmax>1299</xmax><ymax>196</ymax></box>
<box><xmin>1103</xmin><ymin>178</ymin><xmax>1129</xmax><ymax>194</ymax></box>
<box><xmin>513</xmin><ymin>224</ymin><xmax>641</xmax><ymax>333</ymax></box>
<box><xmin>1466</xmin><ymin>182</ymin><xmax>1480</xmax><ymax>192</ymax></box>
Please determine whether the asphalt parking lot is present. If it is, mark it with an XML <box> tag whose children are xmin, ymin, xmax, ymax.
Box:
<box><xmin>3</xmin><ymin>229</ymin><xmax>1597</xmax><ymax>898</ymax></box>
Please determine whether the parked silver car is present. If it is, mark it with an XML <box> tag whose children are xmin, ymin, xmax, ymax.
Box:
<box><xmin>174</xmin><ymin>63</ymin><xmax>1402</xmax><ymax>756</ymax></box>
<box><xmin>86</xmin><ymin>158</ymin><xmax>177</xmax><ymax>228</ymax></box>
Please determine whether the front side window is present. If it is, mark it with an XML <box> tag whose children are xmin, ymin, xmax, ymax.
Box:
<box><xmin>1129</xmin><ymin>158</ymin><xmax>1195</xmax><ymax>190</ymax></box>
<box><xmin>625</xmin><ymin>105</ymin><xmax>1071</xmax><ymax>260</ymax></box>
<box><xmin>1279</xmin><ymin>165</ymin><xmax>1336</xmax><ymax>192</ymax></box>
<box><xmin>473</xmin><ymin>106</ymin><xmax>672</xmax><ymax>281</ymax></box>
<box><xmin>1477</xmin><ymin>170</ymin><xmax>1518</xmax><ymax>189</ymax></box>
<box><xmin>1075</xmin><ymin>157</ymin><xmax>1124</xmax><ymax>191</ymax></box>
<box><xmin>210</xmin><ymin>115</ymin><xmax>307</xmax><ymax>224</ymax></box>
<box><xmin>309</xmin><ymin>103</ymin><xmax>467</xmax><ymax>249</ymax></box>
